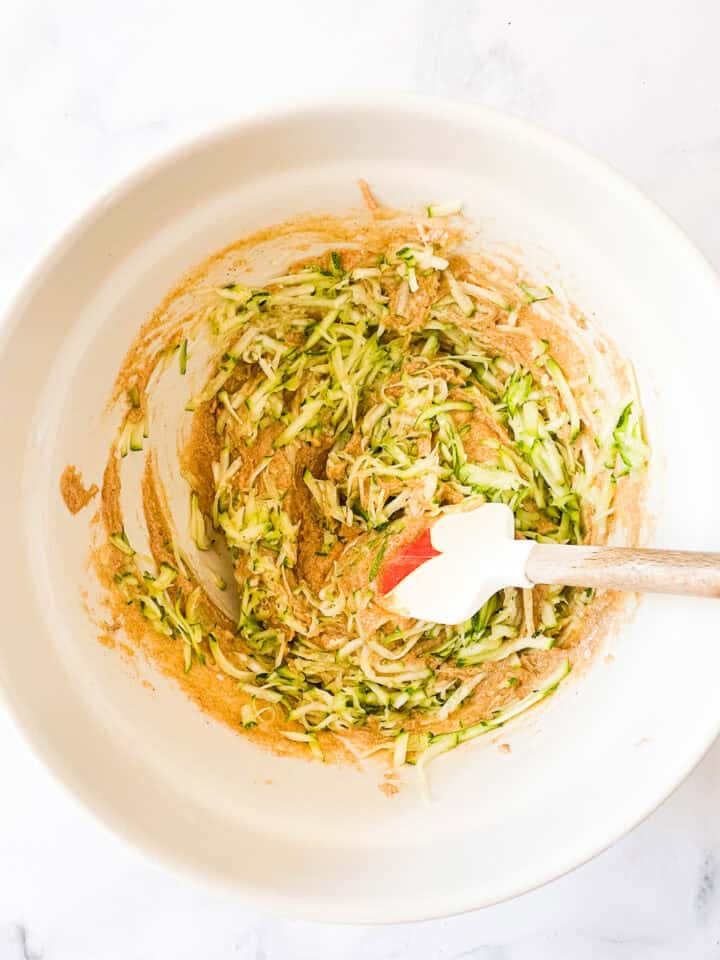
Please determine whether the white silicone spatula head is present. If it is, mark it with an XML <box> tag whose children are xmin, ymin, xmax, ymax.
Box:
<box><xmin>378</xmin><ymin>503</ymin><xmax>534</xmax><ymax>625</ymax></box>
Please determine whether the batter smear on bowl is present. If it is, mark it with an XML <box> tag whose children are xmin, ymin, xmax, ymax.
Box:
<box><xmin>85</xmin><ymin>187</ymin><xmax>649</xmax><ymax>770</ymax></box>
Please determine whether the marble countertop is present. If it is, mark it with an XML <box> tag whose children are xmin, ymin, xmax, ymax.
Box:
<box><xmin>2</xmin><ymin>1</ymin><xmax>720</xmax><ymax>956</ymax></box>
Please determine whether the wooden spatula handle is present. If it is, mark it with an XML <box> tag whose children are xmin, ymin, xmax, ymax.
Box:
<box><xmin>526</xmin><ymin>545</ymin><xmax>720</xmax><ymax>597</ymax></box>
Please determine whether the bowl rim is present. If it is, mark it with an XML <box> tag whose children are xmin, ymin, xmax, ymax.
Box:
<box><xmin>3</xmin><ymin>93</ymin><xmax>720</xmax><ymax>924</ymax></box>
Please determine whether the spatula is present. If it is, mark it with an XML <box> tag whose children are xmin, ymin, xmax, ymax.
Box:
<box><xmin>377</xmin><ymin>502</ymin><xmax>720</xmax><ymax>625</ymax></box>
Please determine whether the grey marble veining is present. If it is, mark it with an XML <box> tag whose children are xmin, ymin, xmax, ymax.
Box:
<box><xmin>2</xmin><ymin>0</ymin><xmax>720</xmax><ymax>956</ymax></box>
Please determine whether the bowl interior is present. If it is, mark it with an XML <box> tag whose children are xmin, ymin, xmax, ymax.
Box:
<box><xmin>2</xmin><ymin>101</ymin><xmax>719</xmax><ymax>922</ymax></box>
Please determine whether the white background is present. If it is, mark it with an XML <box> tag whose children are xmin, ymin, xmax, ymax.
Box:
<box><xmin>2</xmin><ymin>1</ymin><xmax>720</xmax><ymax>957</ymax></box>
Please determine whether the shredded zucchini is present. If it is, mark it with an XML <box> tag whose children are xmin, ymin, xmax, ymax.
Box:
<box><xmin>189</xmin><ymin>491</ymin><xmax>213</xmax><ymax>551</ymax></box>
<box><xmin>108</xmin><ymin>222</ymin><xmax>648</xmax><ymax>772</ymax></box>
<box><xmin>109</xmin><ymin>530</ymin><xmax>135</xmax><ymax>557</ymax></box>
<box><xmin>427</xmin><ymin>201</ymin><xmax>462</xmax><ymax>218</ymax></box>
<box><xmin>118</xmin><ymin>416</ymin><xmax>147</xmax><ymax>457</ymax></box>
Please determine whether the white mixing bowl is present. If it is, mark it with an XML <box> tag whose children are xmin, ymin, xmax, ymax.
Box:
<box><xmin>1</xmin><ymin>97</ymin><xmax>719</xmax><ymax>923</ymax></box>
